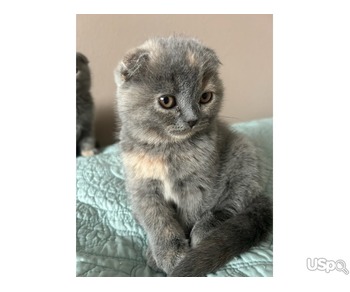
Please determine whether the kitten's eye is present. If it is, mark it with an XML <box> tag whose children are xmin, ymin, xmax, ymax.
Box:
<box><xmin>159</xmin><ymin>95</ymin><xmax>176</xmax><ymax>109</ymax></box>
<box><xmin>200</xmin><ymin>92</ymin><xmax>213</xmax><ymax>104</ymax></box>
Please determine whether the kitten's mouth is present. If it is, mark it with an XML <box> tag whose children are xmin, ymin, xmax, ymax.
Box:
<box><xmin>170</xmin><ymin>129</ymin><xmax>191</xmax><ymax>135</ymax></box>
<box><xmin>168</xmin><ymin>123</ymin><xmax>206</xmax><ymax>139</ymax></box>
<box><xmin>169</xmin><ymin>129</ymin><xmax>193</xmax><ymax>138</ymax></box>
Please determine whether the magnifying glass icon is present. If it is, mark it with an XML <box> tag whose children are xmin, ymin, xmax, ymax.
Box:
<box><xmin>336</xmin><ymin>260</ymin><xmax>349</xmax><ymax>275</ymax></box>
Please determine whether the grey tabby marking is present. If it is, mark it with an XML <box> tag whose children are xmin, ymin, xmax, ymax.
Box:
<box><xmin>115</xmin><ymin>36</ymin><xmax>272</xmax><ymax>277</ymax></box>
<box><xmin>76</xmin><ymin>52</ymin><xmax>96</xmax><ymax>157</ymax></box>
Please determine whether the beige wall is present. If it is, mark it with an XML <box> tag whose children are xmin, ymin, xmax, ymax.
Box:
<box><xmin>76</xmin><ymin>14</ymin><xmax>272</xmax><ymax>147</ymax></box>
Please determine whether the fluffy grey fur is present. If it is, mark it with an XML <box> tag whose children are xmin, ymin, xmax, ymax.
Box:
<box><xmin>115</xmin><ymin>36</ymin><xmax>272</xmax><ymax>277</ymax></box>
<box><xmin>76</xmin><ymin>52</ymin><xmax>96</xmax><ymax>157</ymax></box>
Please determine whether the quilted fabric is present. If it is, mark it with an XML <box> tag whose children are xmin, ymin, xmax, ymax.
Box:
<box><xmin>76</xmin><ymin>118</ymin><xmax>273</xmax><ymax>277</ymax></box>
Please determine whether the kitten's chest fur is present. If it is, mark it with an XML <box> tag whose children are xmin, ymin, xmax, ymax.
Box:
<box><xmin>122</xmin><ymin>132</ymin><xmax>219</xmax><ymax>224</ymax></box>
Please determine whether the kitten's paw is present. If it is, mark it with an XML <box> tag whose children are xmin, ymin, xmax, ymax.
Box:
<box><xmin>81</xmin><ymin>148</ymin><xmax>97</xmax><ymax>157</ymax></box>
<box><xmin>190</xmin><ymin>225</ymin><xmax>208</xmax><ymax>248</ymax></box>
<box><xmin>190</xmin><ymin>211</ymin><xmax>224</xmax><ymax>248</ymax></box>
<box><xmin>152</xmin><ymin>238</ymin><xmax>190</xmax><ymax>275</ymax></box>
<box><xmin>146</xmin><ymin>247</ymin><xmax>164</xmax><ymax>273</ymax></box>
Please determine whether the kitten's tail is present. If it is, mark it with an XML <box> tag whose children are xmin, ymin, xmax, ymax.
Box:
<box><xmin>169</xmin><ymin>195</ymin><xmax>273</xmax><ymax>277</ymax></box>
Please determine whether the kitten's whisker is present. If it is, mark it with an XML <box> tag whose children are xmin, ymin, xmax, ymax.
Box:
<box><xmin>218</xmin><ymin>115</ymin><xmax>242</xmax><ymax>122</ymax></box>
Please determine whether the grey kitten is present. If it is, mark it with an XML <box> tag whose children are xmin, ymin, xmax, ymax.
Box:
<box><xmin>115</xmin><ymin>36</ymin><xmax>272</xmax><ymax>277</ymax></box>
<box><xmin>76</xmin><ymin>52</ymin><xmax>96</xmax><ymax>157</ymax></box>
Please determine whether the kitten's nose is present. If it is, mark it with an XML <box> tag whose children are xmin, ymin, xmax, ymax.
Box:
<box><xmin>187</xmin><ymin>119</ymin><xmax>198</xmax><ymax>128</ymax></box>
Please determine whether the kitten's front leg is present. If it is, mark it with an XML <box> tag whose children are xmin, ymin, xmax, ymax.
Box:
<box><xmin>130</xmin><ymin>182</ymin><xmax>189</xmax><ymax>274</ymax></box>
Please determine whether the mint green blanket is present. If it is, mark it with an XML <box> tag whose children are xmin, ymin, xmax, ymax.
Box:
<box><xmin>76</xmin><ymin>118</ymin><xmax>273</xmax><ymax>277</ymax></box>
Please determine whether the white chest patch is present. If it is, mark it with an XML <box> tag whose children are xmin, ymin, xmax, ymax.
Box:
<box><xmin>122</xmin><ymin>150</ymin><xmax>180</xmax><ymax>205</ymax></box>
<box><xmin>162</xmin><ymin>178</ymin><xmax>180</xmax><ymax>206</ymax></box>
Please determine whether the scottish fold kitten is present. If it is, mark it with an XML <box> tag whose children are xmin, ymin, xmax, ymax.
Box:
<box><xmin>115</xmin><ymin>36</ymin><xmax>272</xmax><ymax>277</ymax></box>
<box><xmin>76</xmin><ymin>52</ymin><xmax>96</xmax><ymax>157</ymax></box>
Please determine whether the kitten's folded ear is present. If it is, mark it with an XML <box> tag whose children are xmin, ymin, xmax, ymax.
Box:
<box><xmin>203</xmin><ymin>47</ymin><xmax>222</xmax><ymax>68</ymax></box>
<box><xmin>115</xmin><ymin>48</ymin><xmax>149</xmax><ymax>85</ymax></box>
<box><xmin>77</xmin><ymin>52</ymin><xmax>89</xmax><ymax>64</ymax></box>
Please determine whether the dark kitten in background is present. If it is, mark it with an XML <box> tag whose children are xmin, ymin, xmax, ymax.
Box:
<box><xmin>115</xmin><ymin>36</ymin><xmax>272</xmax><ymax>277</ymax></box>
<box><xmin>76</xmin><ymin>52</ymin><xmax>96</xmax><ymax>157</ymax></box>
